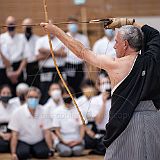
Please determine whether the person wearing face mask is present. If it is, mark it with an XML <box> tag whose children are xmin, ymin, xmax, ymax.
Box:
<box><xmin>35</xmin><ymin>20</ymin><xmax>67</xmax><ymax>104</ymax></box>
<box><xmin>76</xmin><ymin>80</ymin><xmax>99</xmax><ymax>150</ymax></box>
<box><xmin>43</xmin><ymin>83</ymin><xmax>64</xmax><ymax>130</ymax></box>
<box><xmin>0</xmin><ymin>16</ymin><xmax>27</xmax><ymax>96</ymax></box>
<box><xmin>10</xmin><ymin>83</ymin><xmax>29</xmax><ymax>106</ymax></box>
<box><xmin>87</xmin><ymin>74</ymin><xmax>111</xmax><ymax>155</ymax></box>
<box><xmin>76</xmin><ymin>79</ymin><xmax>97</xmax><ymax>121</ymax></box>
<box><xmin>8</xmin><ymin>87</ymin><xmax>54</xmax><ymax>160</ymax></box>
<box><xmin>22</xmin><ymin>18</ymin><xmax>40</xmax><ymax>87</ymax></box>
<box><xmin>93</xmin><ymin>28</ymin><xmax>116</xmax><ymax>75</ymax></box>
<box><xmin>0</xmin><ymin>85</ymin><xmax>18</xmax><ymax>153</ymax></box>
<box><xmin>52</xmin><ymin>93</ymin><xmax>85</xmax><ymax>157</ymax></box>
<box><xmin>45</xmin><ymin>83</ymin><xmax>64</xmax><ymax>108</ymax></box>
<box><xmin>65</xmin><ymin>16</ymin><xmax>90</xmax><ymax>98</ymax></box>
<box><xmin>93</xmin><ymin>28</ymin><xmax>116</xmax><ymax>58</ymax></box>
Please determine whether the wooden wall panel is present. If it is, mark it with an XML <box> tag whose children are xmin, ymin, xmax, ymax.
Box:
<box><xmin>0</xmin><ymin>0</ymin><xmax>160</xmax><ymax>80</ymax></box>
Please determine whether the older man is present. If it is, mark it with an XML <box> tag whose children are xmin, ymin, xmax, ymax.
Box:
<box><xmin>0</xmin><ymin>16</ymin><xmax>27</xmax><ymax>96</ymax></box>
<box><xmin>22</xmin><ymin>18</ymin><xmax>40</xmax><ymax>87</ymax></box>
<box><xmin>41</xmin><ymin>18</ymin><xmax>160</xmax><ymax>160</ymax></box>
<box><xmin>8</xmin><ymin>87</ymin><xmax>54</xmax><ymax>160</ymax></box>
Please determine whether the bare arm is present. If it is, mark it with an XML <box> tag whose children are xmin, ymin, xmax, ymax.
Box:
<box><xmin>39</xmin><ymin>47</ymin><xmax>67</xmax><ymax>58</ymax></box>
<box><xmin>79</xmin><ymin>125</ymin><xmax>85</xmax><ymax>141</ymax></box>
<box><xmin>0</xmin><ymin>51</ymin><xmax>11</xmax><ymax>68</ymax></box>
<box><xmin>16</xmin><ymin>59</ymin><xmax>27</xmax><ymax>75</ymax></box>
<box><xmin>95</xmin><ymin>92</ymin><xmax>110</xmax><ymax>124</ymax></box>
<box><xmin>10</xmin><ymin>131</ymin><xmax>18</xmax><ymax>155</ymax></box>
<box><xmin>44</xmin><ymin>129</ymin><xmax>53</xmax><ymax>149</ymax></box>
<box><xmin>85</xmin><ymin>126</ymin><xmax>95</xmax><ymax>138</ymax></box>
<box><xmin>95</xmin><ymin>102</ymin><xmax>106</xmax><ymax>124</ymax></box>
<box><xmin>41</xmin><ymin>23</ymin><xmax>117</xmax><ymax>71</ymax></box>
<box><xmin>55</xmin><ymin>127</ymin><xmax>65</xmax><ymax>143</ymax></box>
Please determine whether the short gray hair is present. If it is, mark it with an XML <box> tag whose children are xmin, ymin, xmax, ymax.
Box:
<box><xmin>119</xmin><ymin>25</ymin><xmax>143</xmax><ymax>52</ymax></box>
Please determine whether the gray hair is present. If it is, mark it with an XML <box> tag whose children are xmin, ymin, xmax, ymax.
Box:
<box><xmin>16</xmin><ymin>83</ymin><xmax>29</xmax><ymax>93</ymax></box>
<box><xmin>118</xmin><ymin>25</ymin><xmax>143</xmax><ymax>52</ymax></box>
<box><xmin>27</xmin><ymin>87</ymin><xmax>41</xmax><ymax>97</ymax></box>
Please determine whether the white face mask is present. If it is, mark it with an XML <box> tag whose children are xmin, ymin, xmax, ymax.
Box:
<box><xmin>51</xmin><ymin>89</ymin><xmax>62</xmax><ymax>100</ymax></box>
<box><xmin>100</xmin><ymin>83</ymin><xmax>111</xmax><ymax>93</ymax></box>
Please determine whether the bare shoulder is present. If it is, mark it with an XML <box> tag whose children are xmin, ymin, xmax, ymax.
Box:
<box><xmin>108</xmin><ymin>56</ymin><xmax>138</xmax><ymax>87</ymax></box>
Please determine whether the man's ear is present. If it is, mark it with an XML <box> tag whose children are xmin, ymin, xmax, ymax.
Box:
<box><xmin>124</xmin><ymin>40</ymin><xmax>129</xmax><ymax>50</ymax></box>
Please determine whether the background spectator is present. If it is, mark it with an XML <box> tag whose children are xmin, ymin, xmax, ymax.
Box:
<box><xmin>54</xmin><ymin>94</ymin><xmax>85</xmax><ymax>157</ymax></box>
<box><xmin>1</xmin><ymin>16</ymin><xmax>27</xmax><ymax>96</ymax></box>
<box><xmin>8</xmin><ymin>87</ymin><xmax>54</xmax><ymax>159</ymax></box>
<box><xmin>35</xmin><ymin>27</ymin><xmax>66</xmax><ymax>104</ymax></box>
<box><xmin>0</xmin><ymin>85</ymin><xmax>17</xmax><ymax>153</ymax></box>
<box><xmin>65</xmin><ymin>16</ymin><xmax>90</xmax><ymax>98</ymax></box>
<box><xmin>22</xmin><ymin>18</ymin><xmax>40</xmax><ymax>87</ymax></box>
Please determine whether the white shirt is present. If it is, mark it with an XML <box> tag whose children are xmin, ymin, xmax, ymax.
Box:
<box><xmin>0</xmin><ymin>101</ymin><xmax>18</xmax><ymax>123</ymax></box>
<box><xmin>65</xmin><ymin>32</ymin><xmax>90</xmax><ymax>64</ymax></box>
<box><xmin>9</xmin><ymin>97</ymin><xmax>21</xmax><ymax>107</ymax></box>
<box><xmin>0</xmin><ymin>32</ymin><xmax>26</xmax><ymax>63</ymax></box>
<box><xmin>76</xmin><ymin>95</ymin><xmax>94</xmax><ymax>121</ymax></box>
<box><xmin>8</xmin><ymin>104</ymin><xmax>45</xmax><ymax>145</ymax></box>
<box><xmin>53</xmin><ymin>106</ymin><xmax>82</xmax><ymax>142</ymax></box>
<box><xmin>23</xmin><ymin>34</ymin><xmax>39</xmax><ymax>63</ymax></box>
<box><xmin>0</xmin><ymin>43</ymin><xmax>10</xmax><ymax>68</ymax></box>
<box><xmin>90</xmin><ymin>94</ymin><xmax>111</xmax><ymax>130</ymax></box>
<box><xmin>35</xmin><ymin>35</ymin><xmax>66</xmax><ymax>67</ymax></box>
<box><xmin>93</xmin><ymin>36</ymin><xmax>116</xmax><ymax>58</ymax></box>
<box><xmin>43</xmin><ymin>98</ymin><xmax>64</xmax><ymax>129</ymax></box>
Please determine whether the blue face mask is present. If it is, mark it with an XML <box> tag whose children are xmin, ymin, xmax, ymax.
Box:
<box><xmin>68</xmin><ymin>24</ymin><xmax>78</xmax><ymax>33</ymax></box>
<box><xmin>104</xmin><ymin>29</ymin><xmax>115</xmax><ymax>38</ymax></box>
<box><xmin>27</xmin><ymin>98</ymin><xmax>39</xmax><ymax>109</ymax></box>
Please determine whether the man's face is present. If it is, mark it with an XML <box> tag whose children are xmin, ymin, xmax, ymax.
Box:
<box><xmin>6</xmin><ymin>16</ymin><xmax>16</xmax><ymax>33</ymax></box>
<box><xmin>114</xmin><ymin>32</ymin><xmax>126</xmax><ymax>58</ymax></box>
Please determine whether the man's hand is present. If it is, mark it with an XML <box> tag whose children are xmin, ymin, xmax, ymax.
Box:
<box><xmin>105</xmin><ymin>18</ymin><xmax>135</xmax><ymax>29</ymax></box>
<box><xmin>11</xmin><ymin>153</ymin><xmax>18</xmax><ymax>160</ymax></box>
<box><xmin>40</xmin><ymin>22</ymin><xmax>54</xmax><ymax>33</ymax></box>
<box><xmin>102</xmin><ymin>92</ymin><xmax>110</xmax><ymax>103</ymax></box>
<box><xmin>6</xmin><ymin>70</ymin><xmax>20</xmax><ymax>84</ymax></box>
<box><xmin>68</xmin><ymin>140</ymin><xmax>82</xmax><ymax>147</ymax></box>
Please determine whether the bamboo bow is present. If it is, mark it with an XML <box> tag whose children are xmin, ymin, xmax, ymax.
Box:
<box><xmin>0</xmin><ymin>18</ymin><xmax>112</xmax><ymax>29</ymax></box>
<box><xmin>43</xmin><ymin>0</ymin><xmax>85</xmax><ymax>125</ymax></box>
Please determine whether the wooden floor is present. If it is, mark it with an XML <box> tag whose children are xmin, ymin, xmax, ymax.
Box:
<box><xmin>0</xmin><ymin>151</ymin><xmax>104</xmax><ymax>160</ymax></box>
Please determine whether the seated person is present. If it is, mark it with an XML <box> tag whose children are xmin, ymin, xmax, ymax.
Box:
<box><xmin>76</xmin><ymin>80</ymin><xmax>98</xmax><ymax>149</ymax></box>
<box><xmin>88</xmin><ymin>74</ymin><xmax>111</xmax><ymax>155</ymax></box>
<box><xmin>8</xmin><ymin>87</ymin><xmax>54</xmax><ymax>160</ymax></box>
<box><xmin>44</xmin><ymin>83</ymin><xmax>64</xmax><ymax>109</ymax></box>
<box><xmin>0</xmin><ymin>85</ymin><xmax>16</xmax><ymax>153</ymax></box>
<box><xmin>53</xmin><ymin>94</ymin><xmax>85</xmax><ymax>157</ymax></box>
<box><xmin>76</xmin><ymin>79</ymin><xmax>97</xmax><ymax>121</ymax></box>
<box><xmin>43</xmin><ymin>83</ymin><xmax>64</xmax><ymax>148</ymax></box>
<box><xmin>10</xmin><ymin>83</ymin><xmax>29</xmax><ymax>106</ymax></box>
